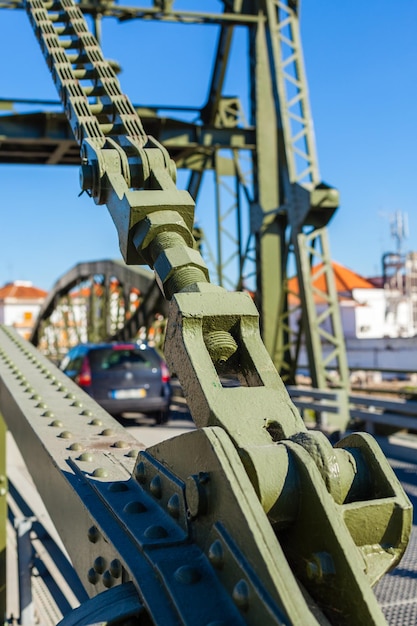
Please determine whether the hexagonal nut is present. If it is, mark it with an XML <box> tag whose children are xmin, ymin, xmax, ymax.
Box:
<box><xmin>133</xmin><ymin>210</ymin><xmax>194</xmax><ymax>255</ymax></box>
<box><xmin>154</xmin><ymin>246</ymin><xmax>209</xmax><ymax>293</ymax></box>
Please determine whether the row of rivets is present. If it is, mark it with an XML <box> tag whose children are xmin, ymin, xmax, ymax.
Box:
<box><xmin>0</xmin><ymin>342</ymin><xmax>78</xmax><ymax>442</ymax></box>
<box><xmin>134</xmin><ymin>460</ymin><xmax>182</xmax><ymax>521</ymax></box>
<box><xmin>208</xmin><ymin>536</ymin><xmax>252</xmax><ymax>612</ymax></box>
<box><xmin>0</xmin><ymin>335</ymin><xmax>79</xmax><ymax>444</ymax></box>
<box><xmin>2</xmin><ymin>336</ymin><xmax>186</xmax><ymax>597</ymax></box>
<box><xmin>0</xmin><ymin>339</ymin><xmax>94</xmax><ymax>427</ymax></box>
<box><xmin>101</xmin><ymin>477</ymin><xmax>173</xmax><ymax>548</ymax></box>
<box><xmin>3</xmin><ymin>342</ymin><xmax>134</xmax><ymax>451</ymax></box>
<box><xmin>1</xmin><ymin>334</ymin><xmax>143</xmax><ymax>581</ymax></box>
<box><xmin>0</xmin><ymin>345</ymin><xmax>134</xmax><ymax>460</ymax></box>
<box><xmin>100</xmin><ymin>472</ymin><xmax>178</xmax><ymax>548</ymax></box>
<box><xmin>1</xmin><ymin>337</ymin><xmax>171</xmax><ymax>579</ymax></box>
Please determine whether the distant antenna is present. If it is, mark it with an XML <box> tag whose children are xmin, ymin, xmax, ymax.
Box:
<box><xmin>390</xmin><ymin>211</ymin><xmax>408</xmax><ymax>254</ymax></box>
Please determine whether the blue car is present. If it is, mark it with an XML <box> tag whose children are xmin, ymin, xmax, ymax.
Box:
<box><xmin>59</xmin><ymin>341</ymin><xmax>172</xmax><ymax>423</ymax></box>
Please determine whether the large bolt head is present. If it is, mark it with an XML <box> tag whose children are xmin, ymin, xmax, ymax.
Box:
<box><xmin>133</xmin><ymin>210</ymin><xmax>194</xmax><ymax>255</ymax></box>
<box><xmin>79</xmin><ymin>163</ymin><xmax>94</xmax><ymax>192</ymax></box>
<box><xmin>186</xmin><ymin>472</ymin><xmax>210</xmax><ymax>518</ymax></box>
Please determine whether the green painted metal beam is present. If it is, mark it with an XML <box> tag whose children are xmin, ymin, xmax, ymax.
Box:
<box><xmin>0</xmin><ymin>111</ymin><xmax>255</xmax><ymax>167</ymax></box>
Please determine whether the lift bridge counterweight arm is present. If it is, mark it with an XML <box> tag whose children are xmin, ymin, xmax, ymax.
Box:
<box><xmin>7</xmin><ymin>0</ymin><xmax>411</xmax><ymax>623</ymax></box>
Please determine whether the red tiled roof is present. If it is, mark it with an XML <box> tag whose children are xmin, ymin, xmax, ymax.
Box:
<box><xmin>287</xmin><ymin>262</ymin><xmax>376</xmax><ymax>304</ymax></box>
<box><xmin>0</xmin><ymin>282</ymin><xmax>47</xmax><ymax>300</ymax></box>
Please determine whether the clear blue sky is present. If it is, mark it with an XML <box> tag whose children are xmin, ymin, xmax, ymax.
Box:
<box><xmin>0</xmin><ymin>1</ymin><xmax>416</xmax><ymax>291</ymax></box>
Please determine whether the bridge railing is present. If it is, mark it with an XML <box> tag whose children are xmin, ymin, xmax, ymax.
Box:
<box><xmin>287</xmin><ymin>386</ymin><xmax>417</xmax><ymax>433</ymax></box>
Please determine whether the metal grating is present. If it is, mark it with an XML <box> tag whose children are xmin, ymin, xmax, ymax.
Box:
<box><xmin>375</xmin><ymin>457</ymin><xmax>417</xmax><ymax>625</ymax></box>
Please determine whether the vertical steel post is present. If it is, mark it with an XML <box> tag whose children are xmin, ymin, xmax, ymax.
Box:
<box><xmin>249</xmin><ymin>15</ymin><xmax>287</xmax><ymax>358</ymax></box>
<box><xmin>257</xmin><ymin>0</ymin><xmax>350</xmax><ymax>423</ymax></box>
<box><xmin>295</xmin><ymin>228</ymin><xmax>350</xmax><ymax>429</ymax></box>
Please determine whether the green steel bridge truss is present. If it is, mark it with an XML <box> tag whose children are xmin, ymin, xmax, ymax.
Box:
<box><xmin>30</xmin><ymin>259</ymin><xmax>167</xmax><ymax>360</ymax></box>
<box><xmin>0</xmin><ymin>2</ymin><xmax>407</xmax><ymax>624</ymax></box>
<box><xmin>2</xmin><ymin>0</ymin><xmax>349</xmax><ymax>418</ymax></box>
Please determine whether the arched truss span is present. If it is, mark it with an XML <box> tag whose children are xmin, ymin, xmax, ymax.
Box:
<box><xmin>31</xmin><ymin>259</ymin><xmax>167</xmax><ymax>360</ymax></box>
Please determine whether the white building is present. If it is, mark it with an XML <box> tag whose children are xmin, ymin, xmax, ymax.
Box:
<box><xmin>0</xmin><ymin>280</ymin><xmax>47</xmax><ymax>340</ymax></box>
<box><xmin>289</xmin><ymin>261</ymin><xmax>417</xmax><ymax>373</ymax></box>
<box><xmin>341</xmin><ymin>288</ymin><xmax>416</xmax><ymax>339</ymax></box>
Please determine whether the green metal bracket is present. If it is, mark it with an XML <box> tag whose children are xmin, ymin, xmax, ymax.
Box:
<box><xmin>161</xmin><ymin>289</ymin><xmax>411</xmax><ymax>622</ymax></box>
<box><xmin>140</xmin><ymin>425</ymin><xmax>411</xmax><ymax>625</ymax></box>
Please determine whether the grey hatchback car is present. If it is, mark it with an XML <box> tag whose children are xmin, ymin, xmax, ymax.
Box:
<box><xmin>59</xmin><ymin>342</ymin><xmax>172</xmax><ymax>423</ymax></box>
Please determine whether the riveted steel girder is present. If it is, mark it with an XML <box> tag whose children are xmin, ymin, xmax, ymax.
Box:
<box><xmin>0</xmin><ymin>327</ymin><xmax>248</xmax><ymax>624</ymax></box>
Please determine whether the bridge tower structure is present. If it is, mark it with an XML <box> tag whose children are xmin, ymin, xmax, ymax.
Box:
<box><xmin>1</xmin><ymin>0</ymin><xmax>349</xmax><ymax>422</ymax></box>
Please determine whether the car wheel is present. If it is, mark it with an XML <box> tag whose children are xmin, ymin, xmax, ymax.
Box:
<box><xmin>154</xmin><ymin>410</ymin><xmax>169</xmax><ymax>425</ymax></box>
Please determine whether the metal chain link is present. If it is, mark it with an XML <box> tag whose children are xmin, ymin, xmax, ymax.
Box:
<box><xmin>26</xmin><ymin>0</ymin><xmax>169</xmax><ymax>188</ymax></box>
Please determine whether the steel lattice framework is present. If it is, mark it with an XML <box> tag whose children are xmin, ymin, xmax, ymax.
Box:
<box><xmin>30</xmin><ymin>259</ymin><xmax>167</xmax><ymax>360</ymax></box>
<box><xmin>1</xmin><ymin>0</ymin><xmax>349</xmax><ymax>423</ymax></box>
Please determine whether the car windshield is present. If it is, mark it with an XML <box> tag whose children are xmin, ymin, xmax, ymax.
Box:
<box><xmin>90</xmin><ymin>346</ymin><xmax>160</xmax><ymax>371</ymax></box>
